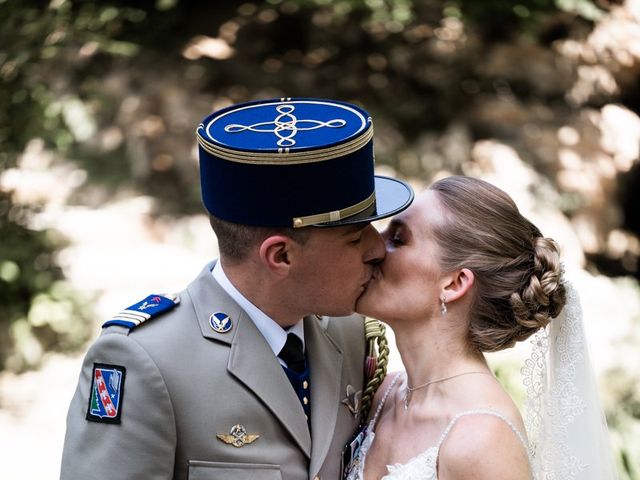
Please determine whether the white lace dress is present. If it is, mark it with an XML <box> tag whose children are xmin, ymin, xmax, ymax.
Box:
<box><xmin>347</xmin><ymin>373</ymin><xmax>529</xmax><ymax>480</ymax></box>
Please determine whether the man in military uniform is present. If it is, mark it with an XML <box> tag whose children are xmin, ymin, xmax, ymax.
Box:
<box><xmin>60</xmin><ymin>98</ymin><xmax>413</xmax><ymax>479</ymax></box>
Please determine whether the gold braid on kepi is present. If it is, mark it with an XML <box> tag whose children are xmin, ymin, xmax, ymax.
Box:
<box><xmin>360</xmin><ymin>317</ymin><xmax>389</xmax><ymax>424</ymax></box>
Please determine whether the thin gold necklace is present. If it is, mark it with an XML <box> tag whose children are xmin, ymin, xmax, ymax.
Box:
<box><xmin>404</xmin><ymin>371</ymin><xmax>492</xmax><ymax>410</ymax></box>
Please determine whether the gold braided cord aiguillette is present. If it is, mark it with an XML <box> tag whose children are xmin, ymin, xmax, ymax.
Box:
<box><xmin>360</xmin><ymin>318</ymin><xmax>389</xmax><ymax>423</ymax></box>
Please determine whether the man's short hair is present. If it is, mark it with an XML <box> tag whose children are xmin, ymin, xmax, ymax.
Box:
<box><xmin>209</xmin><ymin>215</ymin><xmax>312</xmax><ymax>262</ymax></box>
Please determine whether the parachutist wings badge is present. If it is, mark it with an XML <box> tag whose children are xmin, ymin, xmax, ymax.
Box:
<box><xmin>216</xmin><ymin>424</ymin><xmax>260</xmax><ymax>448</ymax></box>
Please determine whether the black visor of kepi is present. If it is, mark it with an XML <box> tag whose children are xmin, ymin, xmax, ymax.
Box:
<box><xmin>314</xmin><ymin>176</ymin><xmax>414</xmax><ymax>227</ymax></box>
<box><xmin>197</xmin><ymin>97</ymin><xmax>414</xmax><ymax>228</ymax></box>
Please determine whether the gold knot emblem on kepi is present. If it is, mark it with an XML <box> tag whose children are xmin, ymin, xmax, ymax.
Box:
<box><xmin>217</xmin><ymin>424</ymin><xmax>260</xmax><ymax>447</ymax></box>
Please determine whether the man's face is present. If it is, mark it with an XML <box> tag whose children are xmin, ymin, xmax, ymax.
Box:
<box><xmin>287</xmin><ymin>223</ymin><xmax>386</xmax><ymax>317</ymax></box>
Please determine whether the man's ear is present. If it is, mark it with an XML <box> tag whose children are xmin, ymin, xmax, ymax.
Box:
<box><xmin>259</xmin><ymin>235</ymin><xmax>293</xmax><ymax>276</ymax></box>
<box><xmin>441</xmin><ymin>268</ymin><xmax>475</xmax><ymax>303</ymax></box>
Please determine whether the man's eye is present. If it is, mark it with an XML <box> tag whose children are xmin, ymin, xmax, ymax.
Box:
<box><xmin>350</xmin><ymin>235</ymin><xmax>363</xmax><ymax>245</ymax></box>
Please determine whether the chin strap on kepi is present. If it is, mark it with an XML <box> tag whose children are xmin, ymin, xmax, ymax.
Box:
<box><xmin>360</xmin><ymin>317</ymin><xmax>389</xmax><ymax>424</ymax></box>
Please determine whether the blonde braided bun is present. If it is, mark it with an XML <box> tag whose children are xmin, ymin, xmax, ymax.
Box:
<box><xmin>429</xmin><ymin>176</ymin><xmax>567</xmax><ymax>353</ymax></box>
<box><xmin>509</xmin><ymin>237</ymin><xmax>566</xmax><ymax>336</ymax></box>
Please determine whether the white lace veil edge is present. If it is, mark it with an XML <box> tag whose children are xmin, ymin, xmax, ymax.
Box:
<box><xmin>522</xmin><ymin>278</ymin><xmax>618</xmax><ymax>480</ymax></box>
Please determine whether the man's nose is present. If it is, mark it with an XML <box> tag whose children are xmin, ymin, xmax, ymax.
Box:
<box><xmin>362</xmin><ymin>224</ymin><xmax>386</xmax><ymax>264</ymax></box>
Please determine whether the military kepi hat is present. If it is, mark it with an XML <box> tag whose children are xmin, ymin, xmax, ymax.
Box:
<box><xmin>197</xmin><ymin>97</ymin><xmax>413</xmax><ymax>228</ymax></box>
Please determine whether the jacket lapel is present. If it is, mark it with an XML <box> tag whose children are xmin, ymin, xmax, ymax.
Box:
<box><xmin>305</xmin><ymin>315</ymin><xmax>343</xmax><ymax>477</ymax></box>
<box><xmin>188</xmin><ymin>261</ymin><xmax>311</xmax><ymax>457</ymax></box>
<box><xmin>228</xmin><ymin>313</ymin><xmax>312</xmax><ymax>456</ymax></box>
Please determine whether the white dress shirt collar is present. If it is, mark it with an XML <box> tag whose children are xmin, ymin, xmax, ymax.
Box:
<box><xmin>212</xmin><ymin>260</ymin><xmax>305</xmax><ymax>359</ymax></box>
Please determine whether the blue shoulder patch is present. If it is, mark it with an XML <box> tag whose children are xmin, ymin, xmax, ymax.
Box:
<box><xmin>102</xmin><ymin>294</ymin><xmax>180</xmax><ymax>330</ymax></box>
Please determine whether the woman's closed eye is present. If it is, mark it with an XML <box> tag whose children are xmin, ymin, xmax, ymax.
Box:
<box><xmin>390</xmin><ymin>233</ymin><xmax>403</xmax><ymax>246</ymax></box>
<box><xmin>385</xmin><ymin>227</ymin><xmax>404</xmax><ymax>247</ymax></box>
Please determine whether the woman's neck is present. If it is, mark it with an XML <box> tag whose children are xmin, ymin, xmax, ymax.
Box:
<box><xmin>393</xmin><ymin>314</ymin><xmax>488</xmax><ymax>389</ymax></box>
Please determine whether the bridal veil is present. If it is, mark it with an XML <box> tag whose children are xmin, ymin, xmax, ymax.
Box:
<box><xmin>522</xmin><ymin>278</ymin><xmax>618</xmax><ymax>479</ymax></box>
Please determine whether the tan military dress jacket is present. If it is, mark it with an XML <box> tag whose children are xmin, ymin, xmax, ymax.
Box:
<box><xmin>60</xmin><ymin>261</ymin><xmax>366</xmax><ymax>480</ymax></box>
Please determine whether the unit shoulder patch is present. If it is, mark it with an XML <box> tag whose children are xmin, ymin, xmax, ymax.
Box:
<box><xmin>86</xmin><ymin>363</ymin><xmax>126</xmax><ymax>424</ymax></box>
<box><xmin>102</xmin><ymin>293</ymin><xmax>180</xmax><ymax>330</ymax></box>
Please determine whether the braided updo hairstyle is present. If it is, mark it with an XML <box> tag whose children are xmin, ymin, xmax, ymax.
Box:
<box><xmin>429</xmin><ymin>176</ymin><xmax>567</xmax><ymax>352</ymax></box>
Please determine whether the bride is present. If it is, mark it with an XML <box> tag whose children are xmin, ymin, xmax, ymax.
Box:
<box><xmin>349</xmin><ymin>176</ymin><xmax>617</xmax><ymax>480</ymax></box>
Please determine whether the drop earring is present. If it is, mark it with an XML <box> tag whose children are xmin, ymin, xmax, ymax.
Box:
<box><xmin>440</xmin><ymin>296</ymin><xmax>447</xmax><ymax>316</ymax></box>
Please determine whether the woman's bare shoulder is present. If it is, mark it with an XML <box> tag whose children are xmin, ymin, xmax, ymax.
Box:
<box><xmin>437</xmin><ymin>412</ymin><xmax>531</xmax><ymax>480</ymax></box>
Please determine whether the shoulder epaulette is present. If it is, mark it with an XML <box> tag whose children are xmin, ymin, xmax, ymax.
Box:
<box><xmin>102</xmin><ymin>293</ymin><xmax>180</xmax><ymax>330</ymax></box>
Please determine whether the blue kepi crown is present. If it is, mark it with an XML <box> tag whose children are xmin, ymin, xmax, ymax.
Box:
<box><xmin>197</xmin><ymin>97</ymin><xmax>413</xmax><ymax>228</ymax></box>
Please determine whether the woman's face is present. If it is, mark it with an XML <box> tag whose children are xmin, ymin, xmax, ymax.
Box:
<box><xmin>356</xmin><ymin>190</ymin><xmax>447</xmax><ymax>324</ymax></box>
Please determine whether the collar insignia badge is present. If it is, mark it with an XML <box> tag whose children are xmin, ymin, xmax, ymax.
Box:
<box><xmin>341</xmin><ymin>384</ymin><xmax>362</xmax><ymax>418</ymax></box>
<box><xmin>209</xmin><ymin>312</ymin><xmax>232</xmax><ymax>333</ymax></box>
<box><xmin>217</xmin><ymin>424</ymin><xmax>260</xmax><ymax>448</ymax></box>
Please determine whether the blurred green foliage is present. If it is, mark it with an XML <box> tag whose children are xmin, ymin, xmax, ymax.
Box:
<box><xmin>0</xmin><ymin>0</ymin><xmax>155</xmax><ymax>372</ymax></box>
<box><xmin>0</xmin><ymin>0</ymin><xmax>637</xmax><ymax>476</ymax></box>
<box><xmin>291</xmin><ymin>0</ymin><xmax>604</xmax><ymax>31</ymax></box>
<box><xmin>0</xmin><ymin>189</ymin><xmax>92</xmax><ymax>371</ymax></box>
<box><xmin>0</xmin><ymin>1</ymin><xmax>147</xmax><ymax>156</ymax></box>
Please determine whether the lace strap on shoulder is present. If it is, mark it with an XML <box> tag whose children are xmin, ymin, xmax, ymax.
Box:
<box><xmin>370</xmin><ymin>372</ymin><xmax>402</xmax><ymax>427</ymax></box>
<box><xmin>436</xmin><ymin>409</ymin><xmax>529</xmax><ymax>452</ymax></box>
